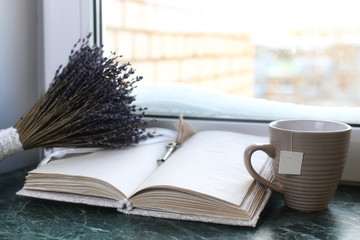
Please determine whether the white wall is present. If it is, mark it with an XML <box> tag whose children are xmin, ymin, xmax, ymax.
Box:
<box><xmin>0</xmin><ymin>0</ymin><xmax>41</xmax><ymax>173</ymax></box>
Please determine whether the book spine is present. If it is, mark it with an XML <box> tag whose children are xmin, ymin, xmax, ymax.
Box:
<box><xmin>117</xmin><ymin>198</ymin><xmax>133</xmax><ymax>213</ymax></box>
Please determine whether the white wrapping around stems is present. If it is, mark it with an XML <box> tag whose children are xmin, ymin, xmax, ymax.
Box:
<box><xmin>0</xmin><ymin>127</ymin><xmax>24</xmax><ymax>161</ymax></box>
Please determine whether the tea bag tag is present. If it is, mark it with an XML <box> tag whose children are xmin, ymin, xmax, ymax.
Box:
<box><xmin>279</xmin><ymin>151</ymin><xmax>304</xmax><ymax>175</ymax></box>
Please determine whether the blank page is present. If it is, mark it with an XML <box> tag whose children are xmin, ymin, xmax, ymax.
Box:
<box><xmin>133</xmin><ymin>131</ymin><xmax>268</xmax><ymax>206</ymax></box>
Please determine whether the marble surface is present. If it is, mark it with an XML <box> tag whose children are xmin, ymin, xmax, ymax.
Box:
<box><xmin>0</xmin><ymin>166</ymin><xmax>359</xmax><ymax>240</ymax></box>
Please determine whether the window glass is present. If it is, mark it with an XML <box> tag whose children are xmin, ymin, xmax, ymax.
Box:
<box><xmin>102</xmin><ymin>0</ymin><xmax>360</xmax><ymax>124</ymax></box>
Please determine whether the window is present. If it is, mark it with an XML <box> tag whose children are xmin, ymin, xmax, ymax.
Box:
<box><xmin>41</xmin><ymin>0</ymin><xmax>360</xmax><ymax>183</ymax></box>
<box><xmin>102</xmin><ymin>0</ymin><xmax>360</xmax><ymax>124</ymax></box>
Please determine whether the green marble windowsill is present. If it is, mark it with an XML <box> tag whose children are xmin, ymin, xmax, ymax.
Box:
<box><xmin>1</xmin><ymin>166</ymin><xmax>359</xmax><ymax>239</ymax></box>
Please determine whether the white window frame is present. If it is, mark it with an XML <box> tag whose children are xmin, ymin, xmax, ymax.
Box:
<box><xmin>41</xmin><ymin>0</ymin><xmax>360</xmax><ymax>184</ymax></box>
<box><xmin>41</xmin><ymin>0</ymin><xmax>94</xmax><ymax>87</ymax></box>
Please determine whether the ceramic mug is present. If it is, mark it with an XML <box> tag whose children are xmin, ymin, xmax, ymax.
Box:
<box><xmin>244</xmin><ymin>120</ymin><xmax>351</xmax><ymax>212</ymax></box>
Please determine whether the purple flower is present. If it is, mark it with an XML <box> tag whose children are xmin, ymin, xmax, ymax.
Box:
<box><xmin>14</xmin><ymin>34</ymin><xmax>151</xmax><ymax>149</ymax></box>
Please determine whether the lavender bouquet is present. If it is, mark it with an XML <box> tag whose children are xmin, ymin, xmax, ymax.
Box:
<box><xmin>0</xmin><ymin>34</ymin><xmax>150</xmax><ymax>161</ymax></box>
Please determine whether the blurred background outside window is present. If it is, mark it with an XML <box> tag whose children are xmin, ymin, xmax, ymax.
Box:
<box><xmin>102</xmin><ymin>0</ymin><xmax>360</xmax><ymax>123</ymax></box>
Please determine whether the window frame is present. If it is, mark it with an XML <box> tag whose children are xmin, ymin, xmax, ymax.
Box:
<box><xmin>41</xmin><ymin>0</ymin><xmax>360</xmax><ymax>184</ymax></box>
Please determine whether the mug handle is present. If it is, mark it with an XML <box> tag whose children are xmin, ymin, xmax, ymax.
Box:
<box><xmin>244</xmin><ymin>144</ymin><xmax>283</xmax><ymax>194</ymax></box>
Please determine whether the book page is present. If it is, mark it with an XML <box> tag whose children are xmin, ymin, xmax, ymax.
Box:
<box><xmin>132</xmin><ymin>131</ymin><xmax>268</xmax><ymax>206</ymax></box>
<box><xmin>29</xmin><ymin>141</ymin><xmax>173</xmax><ymax>198</ymax></box>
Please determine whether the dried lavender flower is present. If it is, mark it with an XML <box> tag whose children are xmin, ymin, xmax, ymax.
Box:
<box><xmin>13</xmin><ymin>34</ymin><xmax>150</xmax><ymax>149</ymax></box>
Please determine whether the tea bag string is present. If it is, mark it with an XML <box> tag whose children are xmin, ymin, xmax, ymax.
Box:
<box><xmin>290</xmin><ymin>131</ymin><xmax>293</xmax><ymax>152</ymax></box>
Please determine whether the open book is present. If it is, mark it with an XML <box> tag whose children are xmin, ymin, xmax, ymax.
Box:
<box><xmin>17</xmin><ymin>130</ymin><xmax>272</xmax><ymax>227</ymax></box>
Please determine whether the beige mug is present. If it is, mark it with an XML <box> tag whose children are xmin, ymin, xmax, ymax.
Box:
<box><xmin>244</xmin><ymin>119</ymin><xmax>351</xmax><ymax>212</ymax></box>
